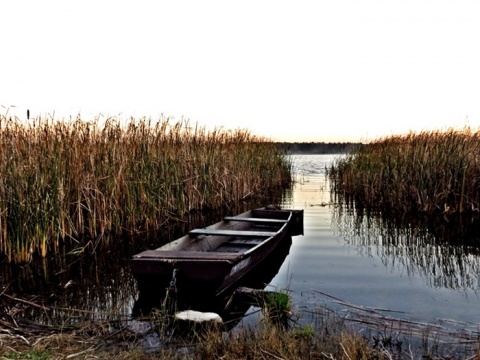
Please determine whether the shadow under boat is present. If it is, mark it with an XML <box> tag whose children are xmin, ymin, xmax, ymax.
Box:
<box><xmin>132</xmin><ymin>234</ymin><xmax>293</xmax><ymax>328</ymax></box>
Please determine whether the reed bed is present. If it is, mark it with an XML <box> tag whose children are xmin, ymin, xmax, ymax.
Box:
<box><xmin>0</xmin><ymin>114</ymin><xmax>292</xmax><ymax>263</ymax></box>
<box><xmin>328</xmin><ymin>127</ymin><xmax>480</xmax><ymax>217</ymax></box>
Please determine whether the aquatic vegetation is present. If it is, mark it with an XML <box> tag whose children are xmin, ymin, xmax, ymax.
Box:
<box><xmin>262</xmin><ymin>290</ymin><xmax>293</xmax><ymax>328</ymax></box>
<box><xmin>0</xmin><ymin>113</ymin><xmax>293</xmax><ymax>262</ymax></box>
<box><xmin>328</xmin><ymin>127</ymin><xmax>480</xmax><ymax>217</ymax></box>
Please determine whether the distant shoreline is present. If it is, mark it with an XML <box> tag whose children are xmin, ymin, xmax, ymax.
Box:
<box><xmin>277</xmin><ymin>142</ymin><xmax>363</xmax><ymax>154</ymax></box>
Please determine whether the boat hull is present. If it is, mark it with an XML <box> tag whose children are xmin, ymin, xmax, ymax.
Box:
<box><xmin>131</xmin><ymin>207</ymin><xmax>303</xmax><ymax>297</ymax></box>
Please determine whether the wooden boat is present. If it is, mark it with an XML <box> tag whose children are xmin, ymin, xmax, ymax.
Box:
<box><xmin>131</xmin><ymin>207</ymin><xmax>303</xmax><ymax>297</ymax></box>
<box><xmin>132</xmin><ymin>231</ymin><xmax>294</xmax><ymax>319</ymax></box>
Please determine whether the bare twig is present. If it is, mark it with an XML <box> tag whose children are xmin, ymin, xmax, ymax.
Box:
<box><xmin>260</xmin><ymin>348</ymin><xmax>285</xmax><ymax>360</ymax></box>
<box><xmin>1</xmin><ymin>293</ymin><xmax>48</xmax><ymax>311</ymax></box>
<box><xmin>66</xmin><ymin>345</ymin><xmax>96</xmax><ymax>359</ymax></box>
<box><xmin>340</xmin><ymin>343</ymin><xmax>352</xmax><ymax>360</ymax></box>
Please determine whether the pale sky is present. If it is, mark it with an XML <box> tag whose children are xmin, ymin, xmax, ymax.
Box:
<box><xmin>2</xmin><ymin>1</ymin><xmax>480</xmax><ymax>142</ymax></box>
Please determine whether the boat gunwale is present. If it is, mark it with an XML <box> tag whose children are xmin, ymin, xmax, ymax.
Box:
<box><xmin>132</xmin><ymin>249</ymin><xmax>242</xmax><ymax>262</ymax></box>
<box><xmin>240</xmin><ymin>214</ymin><xmax>291</xmax><ymax>257</ymax></box>
<box><xmin>131</xmin><ymin>207</ymin><xmax>303</xmax><ymax>297</ymax></box>
<box><xmin>131</xmin><ymin>208</ymin><xmax>299</xmax><ymax>262</ymax></box>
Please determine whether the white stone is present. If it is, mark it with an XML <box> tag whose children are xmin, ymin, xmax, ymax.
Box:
<box><xmin>175</xmin><ymin>310</ymin><xmax>223</xmax><ymax>324</ymax></box>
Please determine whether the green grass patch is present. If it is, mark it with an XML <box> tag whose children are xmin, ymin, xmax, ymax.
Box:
<box><xmin>3</xmin><ymin>349</ymin><xmax>52</xmax><ymax>360</ymax></box>
<box><xmin>263</xmin><ymin>290</ymin><xmax>293</xmax><ymax>328</ymax></box>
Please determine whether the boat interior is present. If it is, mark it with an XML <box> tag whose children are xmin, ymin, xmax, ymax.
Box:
<box><xmin>176</xmin><ymin>214</ymin><xmax>289</xmax><ymax>254</ymax></box>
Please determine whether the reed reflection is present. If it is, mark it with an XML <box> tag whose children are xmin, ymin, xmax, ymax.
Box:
<box><xmin>332</xmin><ymin>207</ymin><xmax>480</xmax><ymax>292</ymax></box>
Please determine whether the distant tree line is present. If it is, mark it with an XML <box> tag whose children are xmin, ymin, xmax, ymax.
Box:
<box><xmin>277</xmin><ymin>142</ymin><xmax>363</xmax><ymax>154</ymax></box>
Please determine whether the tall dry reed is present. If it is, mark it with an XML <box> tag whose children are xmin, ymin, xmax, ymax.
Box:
<box><xmin>328</xmin><ymin>127</ymin><xmax>480</xmax><ymax>216</ymax></box>
<box><xmin>0</xmin><ymin>114</ymin><xmax>292</xmax><ymax>262</ymax></box>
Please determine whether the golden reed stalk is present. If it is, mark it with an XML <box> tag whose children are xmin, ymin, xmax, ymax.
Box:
<box><xmin>0</xmin><ymin>114</ymin><xmax>292</xmax><ymax>263</ymax></box>
<box><xmin>328</xmin><ymin>127</ymin><xmax>480</xmax><ymax>216</ymax></box>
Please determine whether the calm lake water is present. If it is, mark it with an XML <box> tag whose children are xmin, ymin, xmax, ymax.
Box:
<box><xmin>3</xmin><ymin>154</ymin><xmax>480</xmax><ymax>342</ymax></box>
<box><xmin>270</xmin><ymin>154</ymin><xmax>480</xmax><ymax>335</ymax></box>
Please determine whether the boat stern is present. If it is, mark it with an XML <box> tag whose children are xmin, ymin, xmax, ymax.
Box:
<box><xmin>288</xmin><ymin>209</ymin><xmax>304</xmax><ymax>236</ymax></box>
<box><xmin>131</xmin><ymin>251</ymin><xmax>238</xmax><ymax>294</ymax></box>
<box><xmin>252</xmin><ymin>207</ymin><xmax>304</xmax><ymax>236</ymax></box>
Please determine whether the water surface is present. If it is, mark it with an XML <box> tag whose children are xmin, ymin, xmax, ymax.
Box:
<box><xmin>270</xmin><ymin>154</ymin><xmax>480</xmax><ymax>335</ymax></box>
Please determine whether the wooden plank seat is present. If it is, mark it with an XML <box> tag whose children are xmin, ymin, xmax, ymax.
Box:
<box><xmin>228</xmin><ymin>239</ymin><xmax>263</xmax><ymax>245</ymax></box>
<box><xmin>189</xmin><ymin>229</ymin><xmax>276</xmax><ymax>237</ymax></box>
<box><xmin>223</xmin><ymin>217</ymin><xmax>288</xmax><ymax>224</ymax></box>
<box><xmin>134</xmin><ymin>250</ymin><xmax>239</xmax><ymax>261</ymax></box>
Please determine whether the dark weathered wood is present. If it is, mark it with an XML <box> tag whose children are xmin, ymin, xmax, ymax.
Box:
<box><xmin>251</xmin><ymin>209</ymin><xmax>291</xmax><ymax>220</ymax></box>
<box><xmin>223</xmin><ymin>217</ymin><xmax>288</xmax><ymax>224</ymax></box>
<box><xmin>252</xmin><ymin>208</ymin><xmax>304</xmax><ymax>236</ymax></box>
<box><xmin>189</xmin><ymin>229</ymin><xmax>276</xmax><ymax>237</ymax></box>
<box><xmin>134</xmin><ymin>250</ymin><xmax>240</xmax><ymax>261</ymax></box>
<box><xmin>131</xmin><ymin>206</ymin><xmax>304</xmax><ymax>297</ymax></box>
<box><xmin>228</xmin><ymin>239</ymin><xmax>263</xmax><ymax>245</ymax></box>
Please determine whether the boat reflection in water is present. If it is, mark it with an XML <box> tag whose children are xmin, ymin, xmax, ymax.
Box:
<box><xmin>132</xmin><ymin>235</ymin><xmax>293</xmax><ymax>328</ymax></box>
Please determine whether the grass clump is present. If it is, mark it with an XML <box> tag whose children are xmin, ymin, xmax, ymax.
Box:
<box><xmin>262</xmin><ymin>290</ymin><xmax>293</xmax><ymax>328</ymax></box>
<box><xmin>2</xmin><ymin>349</ymin><xmax>51</xmax><ymax>360</ymax></box>
<box><xmin>328</xmin><ymin>127</ymin><xmax>480</xmax><ymax>217</ymax></box>
<box><xmin>0</xmin><ymin>113</ymin><xmax>292</xmax><ymax>263</ymax></box>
